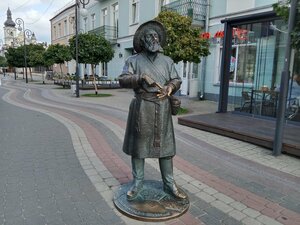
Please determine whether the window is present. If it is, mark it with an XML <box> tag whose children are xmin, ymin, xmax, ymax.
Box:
<box><xmin>102</xmin><ymin>63</ymin><xmax>108</xmax><ymax>76</ymax></box>
<box><xmin>131</xmin><ymin>0</ymin><xmax>139</xmax><ymax>24</ymax></box>
<box><xmin>217</xmin><ymin>44</ymin><xmax>256</xmax><ymax>84</ymax></box>
<box><xmin>64</xmin><ymin>20</ymin><xmax>67</xmax><ymax>36</ymax></box>
<box><xmin>83</xmin><ymin>17</ymin><xmax>87</xmax><ymax>32</ymax></box>
<box><xmin>53</xmin><ymin>26</ymin><xmax>56</xmax><ymax>39</ymax></box>
<box><xmin>112</xmin><ymin>3</ymin><xmax>119</xmax><ymax>38</ymax></box>
<box><xmin>58</xmin><ymin>23</ymin><xmax>61</xmax><ymax>37</ymax></box>
<box><xmin>91</xmin><ymin>14</ymin><xmax>95</xmax><ymax>30</ymax></box>
<box><xmin>102</xmin><ymin>8</ymin><xmax>108</xmax><ymax>26</ymax></box>
<box><xmin>69</xmin><ymin>16</ymin><xmax>75</xmax><ymax>34</ymax></box>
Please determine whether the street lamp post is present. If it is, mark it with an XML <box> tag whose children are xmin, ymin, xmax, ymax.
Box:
<box><xmin>75</xmin><ymin>0</ymin><xmax>89</xmax><ymax>98</ymax></box>
<box><xmin>15</xmin><ymin>18</ymin><xmax>32</xmax><ymax>84</ymax></box>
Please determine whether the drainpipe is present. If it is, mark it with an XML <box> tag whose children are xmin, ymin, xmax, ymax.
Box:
<box><xmin>273</xmin><ymin>0</ymin><xmax>297</xmax><ymax>156</ymax></box>
<box><xmin>199</xmin><ymin>0</ymin><xmax>210</xmax><ymax>100</ymax></box>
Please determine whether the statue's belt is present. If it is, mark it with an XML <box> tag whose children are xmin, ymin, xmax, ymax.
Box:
<box><xmin>136</xmin><ymin>92</ymin><xmax>167</xmax><ymax>102</ymax></box>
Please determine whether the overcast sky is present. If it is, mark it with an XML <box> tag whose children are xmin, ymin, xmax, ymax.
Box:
<box><xmin>0</xmin><ymin>0</ymin><xmax>74</xmax><ymax>45</ymax></box>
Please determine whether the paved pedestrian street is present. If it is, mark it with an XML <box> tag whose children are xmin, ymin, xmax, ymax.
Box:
<box><xmin>0</xmin><ymin>75</ymin><xmax>299</xmax><ymax>225</ymax></box>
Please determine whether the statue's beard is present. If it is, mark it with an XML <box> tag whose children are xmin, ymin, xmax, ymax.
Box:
<box><xmin>144</xmin><ymin>41</ymin><xmax>162</xmax><ymax>53</ymax></box>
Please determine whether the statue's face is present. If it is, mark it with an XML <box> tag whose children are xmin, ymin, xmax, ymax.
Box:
<box><xmin>142</xmin><ymin>29</ymin><xmax>161</xmax><ymax>53</ymax></box>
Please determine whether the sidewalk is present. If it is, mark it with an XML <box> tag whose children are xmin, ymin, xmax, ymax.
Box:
<box><xmin>50</xmin><ymin>82</ymin><xmax>300</xmax><ymax>225</ymax></box>
<box><xmin>41</xmin><ymin>76</ymin><xmax>300</xmax><ymax>179</ymax></box>
<box><xmin>1</xmin><ymin>75</ymin><xmax>300</xmax><ymax>225</ymax></box>
<box><xmin>57</xmin><ymin>85</ymin><xmax>300</xmax><ymax>178</ymax></box>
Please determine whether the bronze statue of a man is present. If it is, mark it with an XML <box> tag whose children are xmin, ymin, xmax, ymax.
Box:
<box><xmin>118</xmin><ymin>21</ymin><xmax>186</xmax><ymax>201</ymax></box>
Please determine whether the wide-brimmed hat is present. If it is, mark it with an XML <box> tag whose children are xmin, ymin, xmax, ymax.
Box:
<box><xmin>133</xmin><ymin>20</ymin><xmax>167</xmax><ymax>53</ymax></box>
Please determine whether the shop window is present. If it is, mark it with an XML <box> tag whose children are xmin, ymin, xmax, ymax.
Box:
<box><xmin>224</xmin><ymin>20</ymin><xmax>288</xmax><ymax>118</ymax></box>
<box><xmin>218</xmin><ymin>44</ymin><xmax>256</xmax><ymax>84</ymax></box>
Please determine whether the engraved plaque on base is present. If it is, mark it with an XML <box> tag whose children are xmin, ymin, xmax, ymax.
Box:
<box><xmin>113</xmin><ymin>180</ymin><xmax>189</xmax><ymax>222</ymax></box>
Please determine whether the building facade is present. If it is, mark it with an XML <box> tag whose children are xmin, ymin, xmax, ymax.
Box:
<box><xmin>52</xmin><ymin>0</ymin><xmax>298</xmax><ymax>122</ymax></box>
<box><xmin>50</xmin><ymin>2</ymin><xmax>76</xmax><ymax>75</ymax></box>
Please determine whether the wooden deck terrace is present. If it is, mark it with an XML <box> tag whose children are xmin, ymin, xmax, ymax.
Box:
<box><xmin>178</xmin><ymin>112</ymin><xmax>300</xmax><ymax>157</ymax></box>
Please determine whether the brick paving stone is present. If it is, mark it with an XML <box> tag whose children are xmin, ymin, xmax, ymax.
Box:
<box><xmin>189</xmin><ymin>205</ymin><xmax>207</xmax><ymax>218</ymax></box>
<box><xmin>242</xmin><ymin>217</ymin><xmax>262</xmax><ymax>225</ymax></box>
<box><xmin>203</xmin><ymin>187</ymin><xmax>218</xmax><ymax>195</ymax></box>
<box><xmin>257</xmin><ymin>214</ymin><xmax>283</xmax><ymax>225</ymax></box>
<box><xmin>213</xmin><ymin>193</ymin><xmax>235</xmax><ymax>204</ymax></box>
<box><xmin>221</xmin><ymin>216</ymin><xmax>243</xmax><ymax>225</ymax></box>
<box><xmin>200</xmin><ymin>214</ymin><xmax>222</xmax><ymax>225</ymax></box>
<box><xmin>182</xmin><ymin>183</ymin><xmax>201</xmax><ymax>194</ymax></box>
<box><xmin>180</xmin><ymin>213</ymin><xmax>203</xmax><ymax>225</ymax></box>
<box><xmin>229</xmin><ymin>201</ymin><xmax>247</xmax><ymax>211</ymax></box>
<box><xmin>211</xmin><ymin>200</ymin><xmax>234</xmax><ymax>213</ymax></box>
<box><xmin>228</xmin><ymin>210</ymin><xmax>247</xmax><ymax>221</ymax></box>
<box><xmin>204</xmin><ymin>207</ymin><xmax>228</xmax><ymax>221</ymax></box>
<box><xmin>242</xmin><ymin>207</ymin><xmax>261</xmax><ymax>218</ymax></box>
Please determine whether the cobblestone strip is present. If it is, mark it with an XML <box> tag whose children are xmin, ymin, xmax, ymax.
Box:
<box><xmin>174</xmin><ymin>156</ymin><xmax>300</xmax><ymax>225</ymax></box>
<box><xmin>70</xmin><ymin>120</ymin><xmax>202</xmax><ymax>225</ymax></box>
<box><xmin>1</xmin><ymin>87</ymin><xmax>131</xmax><ymax>225</ymax></box>
<box><xmin>45</xmin><ymin>103</ymin><xmax>284</xmax><ymax>225</ymax></box>
<box><xmin>9</xmin><ymin>85</ymin><xmax>300</xmax><ymax>225</ymax></box>
<box><xmin>176</xmin><ymin>125</ymin><xmax>300</xmax><ymax>178</ymax></box>
<box><xmin>22</xmin><ymin>86</ymin><xmax>206</xmax><ymax>225</ymax></box>
<box><xmin>79</xmin><ymin>118</ymin><xmax>298</xmax><ymax>225</ymax></box>
<box><xmin>6</xmin><ymin>86</ymin><xmax>178</xmax><ymax>225</ymax></box>
<box><xmin>22</xmin><ymin>86</ymin><xmax>297</xmax><ymax>225</ymax></box>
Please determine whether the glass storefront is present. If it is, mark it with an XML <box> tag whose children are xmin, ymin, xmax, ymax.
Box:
<box><xmin>223</xmin><ymin>18</ymin><xmax>300</xmax><ymax>122</ymax></box>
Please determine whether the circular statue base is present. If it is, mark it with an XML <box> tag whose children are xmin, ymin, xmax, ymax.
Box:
<box><xmin>113</xmin><ymin>180</ymin><xmax>189</xmax><ymax>222</ymax></box>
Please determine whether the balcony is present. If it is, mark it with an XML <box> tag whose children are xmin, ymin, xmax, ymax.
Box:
<box><xmin>161</xmin><ymin>0</ymin><xmax>207</xmax><ymax>27</ymax></box>
<box><xmin>88</xmin><ymin>25</ymin><xmax>117</xmax><ymax>44</ymax></box>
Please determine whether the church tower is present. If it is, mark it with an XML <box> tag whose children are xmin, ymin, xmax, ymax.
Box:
<box><xmin>3</xmin><ymin>8</ymin><xmax>16</xmax><ymax>47</ymax></box>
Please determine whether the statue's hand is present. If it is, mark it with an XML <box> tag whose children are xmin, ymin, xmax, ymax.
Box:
<box><xmin>157</xmin><ymin>85</ymin><xmax>173</xmax><ymax>99</ymax></box>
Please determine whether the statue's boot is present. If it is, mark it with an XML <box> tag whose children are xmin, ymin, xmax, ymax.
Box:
<box><xmin>159</xmin><ymin>157</ymin><xmax>187</xmax><ymax>199</ymax></box>
<box><xmin>127</xmin><ymin>158</ymin><xmax>144</xmax><ymax>201</ymax></box>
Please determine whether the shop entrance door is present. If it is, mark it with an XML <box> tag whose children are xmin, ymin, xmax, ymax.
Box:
<box><xmin>180</xmin><ymin>62</ymin><xmax>199</xmax><ymax>97</ymax></box>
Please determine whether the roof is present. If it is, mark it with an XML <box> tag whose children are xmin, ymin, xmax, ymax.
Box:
<box><xmin>4</xmin><ymin>8</ymin><xmax>16</xmax><ymax>27</ymax></box>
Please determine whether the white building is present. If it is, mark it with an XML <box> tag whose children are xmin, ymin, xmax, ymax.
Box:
<box><xmin>51</xmin><ymin>0</ymin><xmax>298</xmax><ymax>122</ymax></box>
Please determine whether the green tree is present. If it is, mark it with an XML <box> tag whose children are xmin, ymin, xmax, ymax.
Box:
<box><xmin>69</xmin><ymin>33</ymin><xmax>114</xmax><ymax>94</ymax></box>
<box><xmin>5</xmin><ymin>46</ymin><xmax>25</xmax><ymax>78</ymax></box>
<box><xmin>5</xmin><ymin>46</ymin><xmax>24</xmax><ymax>68</ymax></box>
<box><xmin>43</xmin><ymin>43</ymin><xmax>72</xmax><ymax>77</ymax></box>
<box><xmin>156</xmin><ymin>10</ymin><xmax>210</xmax><ymax>64</ymax></box>
<box><xmin>27</xmin><ymin>44</ymin><xmax>46</xmax><ymax>81</ymax></box>
<box><xmin>0</xmin><ymin>56</ymin><xmax>7</xmax><ymax>67</ymax></box>
<box><xmin>273</xmin><ymin>0</ymin><xmax>300</xmax><ymax>50</ymax></box>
